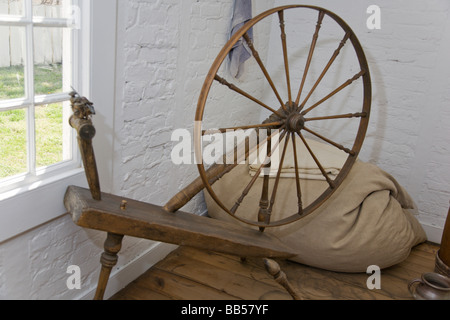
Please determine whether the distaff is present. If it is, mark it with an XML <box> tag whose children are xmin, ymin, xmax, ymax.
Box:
<box><xmin>69</xmin><ymin>91</ymin><xmax>101</xmax><ymax>201</ymax></box>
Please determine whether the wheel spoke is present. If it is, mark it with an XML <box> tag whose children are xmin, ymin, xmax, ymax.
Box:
<box><xmin>233</xmin><ymin>124</ymin><xmax>286</xmax><ymax>165</ymax></box>
<box><xmin>268</xmin><ymin>133</ymin><xmax>291</xmax><ymax>215</ymax></box>
<box><xmin>202</xmin><ymin>121</ymin><xmax>283</xmax><ymax>135</ymax></box>
<box><xmin>291</xmin><ymin>133</ymin><xmax>304</xmax><ymax>215</ymax></box>
<box><xmin>211</xmin><ymin>126</ymin><xmax>284</xmax><ymax>183</ymax></box>
<box><xmin>214</xmin><ymin>74</ymin><xmax>284</xmax><ymax>118</ymax></box>
<box><xmin>299</xmin><ymin>31</ymin><xmax>351</xmax><ymax>110</ymax></box>
<box><xmin>305</xmin><ymin>112</ymin><xmax>367</xmax><ymax>122</ymax></box>
<box><xmin>258</xmin><ymin>129</ymin><xmax>271</xmax><ymax>232</ymax></box>
<box><xmin>278</xmin><ymin>10</ymin><xmax>292</xmax><ymax>106</ymax></box>
<box><xmin>295</xmin><ymin>10</ymin><xmax>325</xmax><ymax>106</ymax></box>
<box><xmin>243</xmin><ymin>32</ymin><xmax>286</xmax><ymax>110</ymax></box>
<box><xmin>297</xmin><ymin>132</ymin><xmax>335</xmax><ymax>189</ymax></box>
<box><xmin>230</xmin><ymin>130</ymin><xmax>288</xmax><ymax>215</ymax></box>
<box><xmin>303</xmin><ymin>126</ymin><xmax>356</xmax><ymax>156</ymax></box>
<box><xmin>301</xmin><ymin>70</ymin><xmax>366</xmax><ymax>115</ymax></box>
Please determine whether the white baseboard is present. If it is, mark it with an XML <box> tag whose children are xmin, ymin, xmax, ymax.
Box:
<box><xmin>421</xmin><ymin>223</ymin><xmax>444</xmax><ymax>245</ymax></box>
<box><xmin>79</xmin><ymin>242</ymin><xmax>178</xmax><ymax>300</ymax></box>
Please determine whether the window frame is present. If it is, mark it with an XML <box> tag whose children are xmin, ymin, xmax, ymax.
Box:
<box><xmin>0</xmin><ymin>0</ymin><xmax>81</xmax><ymax>193</ymax></box>
<box><xmin>0</xmin><ymin>0</ymin><xmax>117</xmax><ymax>243</ymax></box>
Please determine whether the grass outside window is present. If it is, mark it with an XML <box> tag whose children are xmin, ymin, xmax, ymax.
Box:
<box><xmin>0</xmin><ymin>63</ymin><xmax>63</xmax><ymax>179</ymax></box>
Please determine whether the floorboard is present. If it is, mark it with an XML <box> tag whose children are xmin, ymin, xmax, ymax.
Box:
<box><xmin>111</xmin><ymin>242</ymin><xmax>440</xmax><ymax>300</ymax></box>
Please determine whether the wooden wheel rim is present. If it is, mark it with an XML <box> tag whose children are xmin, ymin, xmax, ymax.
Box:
<box><xmin>195</xmin><ymin>5</ymin><xmax>371</xmax><ymax>228</ymax></box>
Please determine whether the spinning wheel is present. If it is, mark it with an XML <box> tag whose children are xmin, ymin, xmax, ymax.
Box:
<box><xmin>64</xmin><ymin>6</ymin><xmax>371</xmax><ymax>300</ymax></box>
<box><xmin>196</xmin><ymin>5</ymin><xmax>371</xmax><ymax>228</ymax></box>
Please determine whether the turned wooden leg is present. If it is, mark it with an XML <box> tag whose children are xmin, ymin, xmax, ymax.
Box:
<box><xmin>94</xmin><ymin>232</ymin><xmax>125</xmax><ymax>300</ymax></box>
<box><xmin>436</xmin><ymin>208</ymin><xmax>450</xmax><ymax>278</ymax></box>
<box><xmin>264</xmin><ymin>258</ymin><xmax>302</xmax><ymax>300</ymax></box>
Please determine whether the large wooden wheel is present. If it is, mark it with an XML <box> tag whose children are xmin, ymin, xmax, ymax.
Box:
<box><xmin>195</xmin><ymin>5</ymin><xmax>371</xmax><ymax>229</ymax></box>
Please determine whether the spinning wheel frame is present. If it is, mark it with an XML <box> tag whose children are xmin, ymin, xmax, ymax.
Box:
<box><xmin>195</xmin><ymin>5</ymin><xmax>371</xmax><ymax>229</ymax></box>
<box><xmin>65</xmin><ymin>5</ymin><xmax>373</xmax><ymax>300</ymax></box>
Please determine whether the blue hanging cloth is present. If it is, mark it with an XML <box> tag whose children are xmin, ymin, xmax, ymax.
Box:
<box><xmin>228</xmin><ymin>0</ymin><xmax>253</xmax><ymax>79</ymax></box>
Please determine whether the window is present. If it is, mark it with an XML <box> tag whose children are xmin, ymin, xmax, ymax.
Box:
<box><xmin>0</xmin><ymin>0</ymin><xmax>122</xmax><ymax>244</ymax></box>
<box><xmin>0</xmin><ymin>0</ymin><xmax>81</xmax><ymax>193</ymax></box>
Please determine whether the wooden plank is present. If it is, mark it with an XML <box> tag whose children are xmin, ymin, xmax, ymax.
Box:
<box><xmin>111</xmin><ymin>282</ymin><xmax>173</xmax><ymax>300</ymax></box>
<box><xmin>132</xmin><ymin>268</ymin><xmax>239</xmax><ymax>300</ymax></box>
<box><xmin>173</xmin><ymin>243</ymin><xmax>437</xmax><ymax>300</ymax></box>
<box><xmin>165</xmin><ymin>247</ymin><xmax>277</xmax><ymax>285</ymax></box>
<box><xmin>154</xmin><ymin>250</ymin><xmax>293</xmax><ymax>300</ymax></box>
<box><xmin>402</xmin><ymin>251</ymin><xmax>436</xmax><ymax>271</ymax></box>
<box><xmin>111</xmin><ymin>232</ymin><xmax>441</xmax><ymax>300</ymax></box>
<box><xmin>64</xmin><ymin>186</ymin><xmax>297</xmax><ymax>259</ymax></box>
<box><xmin>186</xmin><ymin>244</ymin><xmax>436</xmax><ymax>300</ymax></box>
<box><xmin>276</xmin><ymin>243</ymin><xmax>437</xmax><ymax>300</ymax></box>
<box><xmin>385</xmin><ymin>262</ymin><xmax>429</xmax><ymax>283</ymax></box>
<box><xmin>414</xmin><ymin>242</ymin><xmax>440</xmax><ymax>255</ymax></box>
<box><xmin>399</xmin><ymin>253</ymin><xmax>435</xmax><ymax>269</ymax></box>
<box><xmin>277</xmin><ymin>260</ymin><xmax>394</xmax><ymax>300</ymax></box>
<box><xmin>155</xmin><ymin>247</ymin><xmax>390</xmax><ymax>300</ymax></box>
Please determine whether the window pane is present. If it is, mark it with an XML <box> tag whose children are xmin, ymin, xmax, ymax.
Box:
<box><xmin>34</xmin><ymin>27</ymin><xmax>66</xmax><ymax>95</ymax></box>
<box><xmin>33</xmin><ymin>0</ymin><xmax>72</xmax><ymax>19</ymax></box>
<box><xmin>35</xmin><ymin>101</ymin><xmax>71</xmax><ymax>169</ymax></box>
<box><xmin>0</xmin><ymin>108</ymin><xmax>28</xmax><ymax>179</ymax></box>
<box><xmin>0</xmin><ymin>26</ymin><xmax>25</xmax><ymax>101</ymax></box>
<box><xmin>0</xmin><ymin>0</ymin><xmax>24</xmax><ymax>15</ymax></box>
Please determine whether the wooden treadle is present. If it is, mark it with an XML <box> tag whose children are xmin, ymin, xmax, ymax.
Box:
<box><xmin>64</xmin><ymin>186</ymin><xmax>296</xmax><ymax>259</ymax></box>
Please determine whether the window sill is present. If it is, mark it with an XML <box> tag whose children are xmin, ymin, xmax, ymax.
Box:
<box><xmin>0</xmin><ymin>168</ymin><xmax>88</xmax><ymax>243</ymax></box>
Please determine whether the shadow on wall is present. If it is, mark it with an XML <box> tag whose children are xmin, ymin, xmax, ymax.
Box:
<box><xmin>362</xmin><ymin>49</ymin><xmax>387</xmax><ymax>164</ymax></box>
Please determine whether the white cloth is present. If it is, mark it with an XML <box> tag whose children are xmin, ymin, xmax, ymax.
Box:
<box><xmin>228</xmin><ymin>0</ymin><xmax>253</xmax><ymax>78</ymax></box>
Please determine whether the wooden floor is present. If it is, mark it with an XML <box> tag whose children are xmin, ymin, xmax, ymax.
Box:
<box><xmin>111</xmin><ymin>242</ymin><xmax>439</xmax><ymax>300</ymax></box>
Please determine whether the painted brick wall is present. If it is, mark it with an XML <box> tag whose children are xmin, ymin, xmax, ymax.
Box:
<box><xmin>113</xmin><ymin>0</ymin><xmax>275</xmax><ymax>210</ymax></box>
<box><xmin>361</xmin><ymin>0</ymin><xmax>450</xmax><ymax>230</ymax></box>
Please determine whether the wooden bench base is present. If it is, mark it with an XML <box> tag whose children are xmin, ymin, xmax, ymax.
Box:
<box><xmin>64</xmin><ymin>186</ymin><xmax>301</xmax><ymax>300</ymax></box>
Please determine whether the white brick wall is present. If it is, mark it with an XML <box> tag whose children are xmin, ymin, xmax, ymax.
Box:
<box><xmin>113</xmin><ymin>0</ymin><xmax>275</xmax><ymax>210</ymax></box>
<box><xmin>363</xmin><ymin>0</ymin><xmax>450</xmax><ymax>230</ymax></box>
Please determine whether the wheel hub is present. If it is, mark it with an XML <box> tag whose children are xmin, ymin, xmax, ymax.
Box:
<box><xmin>286</xmin><ymin>112</ymin><xmax>305</xmax><ymax>133</ymax></box>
